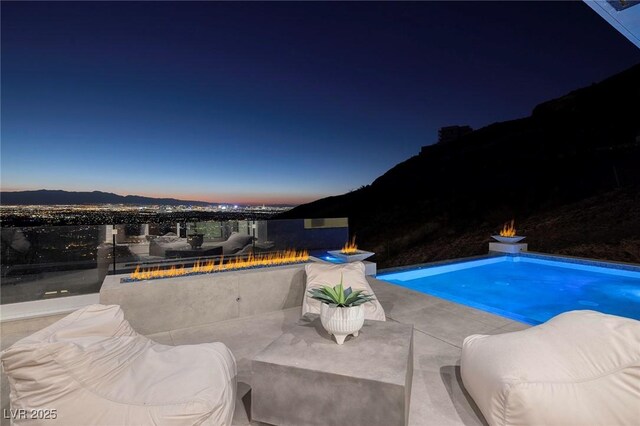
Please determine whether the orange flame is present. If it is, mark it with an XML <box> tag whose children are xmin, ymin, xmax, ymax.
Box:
<box><xmin>130</xmin><ymin>249</ymin><xmax>309</xmax><ymax>281</ymax></box>
<box><xmin>499</xmin><ymin>220</ymin><xmax>517</xmax><ymax>237</ymax></box>
<box><xmin>341</xmin><ymin>236</ymin><xmax>358</xmax><ymax>254</ymax></box>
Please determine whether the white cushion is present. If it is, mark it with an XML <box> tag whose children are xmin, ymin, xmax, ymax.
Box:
<box><xmin>303</xmin><ymin>262</ymin><xmax>386</xmax><ymax>321</ymax></box>
<box><xmin>1</xmin><ymin>304</ymin><xmax>237</xmax><ymax>426</ymax></box>
<box><xmin>461</xmin><ymin>310</ymin><xmax>640</xmax><ymax>426</ymax></box>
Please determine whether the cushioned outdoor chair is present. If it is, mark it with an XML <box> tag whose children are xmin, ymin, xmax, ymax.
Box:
<box><xmin>461</xmin><ymin>310</ymin><xmax>640</xmax><ymax>426</ymax></box>
<box><xmin>150</xmin><ymin>231</ymin><xmax>254</xmax><ymax>257</ymax></box>
<box><xmin>1</xmin><ymin>304</ymin><xmax>237</xmax><ymax>426</ymax></box>
<box><xmin>303</xmin><ymin>261</ymin><xmax>386</xmax><ymax>321</ymax></box>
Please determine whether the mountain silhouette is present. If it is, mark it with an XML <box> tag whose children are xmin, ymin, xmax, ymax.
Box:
<box><xmin>280</xmin><ymin>63</ymin><xmax>640</xmax><ymax>265</ymax></box>
<box><xmin>1</xmin><ymin>190</ymin><xmax>212</xmax><ymax>207</ymax></box>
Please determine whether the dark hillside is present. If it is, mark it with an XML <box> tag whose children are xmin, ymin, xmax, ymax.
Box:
<box><xmin>280</xmin><ymin>64</ymin><xmax>640</xmax><ymax>266</ymax></box>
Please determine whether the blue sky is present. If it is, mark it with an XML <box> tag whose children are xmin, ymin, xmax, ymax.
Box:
<box><xmin>2</xmin><ymin>2</ymin><xmax>639</xmax><ymax>204</ymax></box>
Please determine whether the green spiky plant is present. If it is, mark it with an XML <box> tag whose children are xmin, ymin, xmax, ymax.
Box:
<box><xmin>308</xmin><ymin>274</ymin><xmax>375</xmax><ymax>307</ymax></box>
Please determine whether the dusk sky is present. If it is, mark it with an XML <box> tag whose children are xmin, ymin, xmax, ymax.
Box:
<box><xmin>2</xmin><ymin>2</ymin><xmax>639</xmax><ymax>205</ymax></box>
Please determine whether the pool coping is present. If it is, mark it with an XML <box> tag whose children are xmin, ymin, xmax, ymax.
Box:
<box><xmin>517</xmin><ymin>251</ymin><xmax>640</xmax><ymax>272</ymax></box>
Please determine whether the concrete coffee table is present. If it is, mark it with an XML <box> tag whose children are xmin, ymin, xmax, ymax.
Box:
<box><xmin>251</xmin><ymin>314</ymin><xmax>413</xmax><ymax>426</ymax></box>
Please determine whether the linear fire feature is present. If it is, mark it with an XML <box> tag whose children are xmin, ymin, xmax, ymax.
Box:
<box><xmin>125</xmin><ymin>249</ymin><xmax>309</xmax><ymax>282</ymax></box>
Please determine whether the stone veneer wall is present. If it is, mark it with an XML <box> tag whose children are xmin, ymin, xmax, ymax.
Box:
<box><xmin>100</xmin><ymin>263</ymin><xmax>306</xmax><ymax>334</ymax></box>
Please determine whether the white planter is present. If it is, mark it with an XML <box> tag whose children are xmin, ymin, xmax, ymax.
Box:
<box><xmin>320</xmin><ymin>303</ymin><xmax>365</xmax><ymax>345</ymax></box>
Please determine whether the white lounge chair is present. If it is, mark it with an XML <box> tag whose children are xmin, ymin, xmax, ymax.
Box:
<box><xmin>1</xmin><ymin>304</ymin><xmax>237</xmax><ymax>425</ymax></box>
<box><xmin>461</xmin><ymin>310</ymin><xmax>640</xmax><ymax>426</ymax></box>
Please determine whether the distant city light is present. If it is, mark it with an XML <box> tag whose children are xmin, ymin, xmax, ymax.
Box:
<box><xmin>0</xmin><ymin>203</ymin><xmax>293</xmax><ymax>227</ymax></box>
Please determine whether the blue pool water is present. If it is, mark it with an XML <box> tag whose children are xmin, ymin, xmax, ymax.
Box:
<box><xmin>377</xmin><ymin>256</ymin><xmax>640</xmax><ymax>325</ymax></box>
<box><xmin>311</xmin><ymin>251</ymin><xmax>346</xmax><ymax>264</ymax></box>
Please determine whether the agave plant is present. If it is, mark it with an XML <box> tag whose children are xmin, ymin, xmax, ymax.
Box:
<box><xmin>308</xmin><ymin>275</ymin><xmax>375</xmax><ymax>308</ymax></box>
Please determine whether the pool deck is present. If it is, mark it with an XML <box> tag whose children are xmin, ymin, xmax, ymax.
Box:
<box><xmin>1</xmin><ymin>278</ymin><xmax>530</xmax><ymax>425</ymax></box>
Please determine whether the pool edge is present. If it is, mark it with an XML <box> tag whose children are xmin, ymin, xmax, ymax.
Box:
<box><xmin>377</xmin><ymin>251</ymin><xmax>640</xmax><ymax>276</ymax></box>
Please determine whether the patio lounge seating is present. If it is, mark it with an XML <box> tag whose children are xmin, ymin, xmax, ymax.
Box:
<box><xmin>461</xmin><ymin>310</ymin><xmax>640</xmax><ymax>426</ymax></box>
<box><xmin>1</xmin><ymin>304</ymin><xmax>237</xmax><ymax>426</ymax></box>
<box><xmin>149</xmin><ymin>231</ymin><xmax>254</xmax><ymax>257</ymax></box>
<box><xmin>303</xmin><ymin>261</ymin><xmax>386</xmax><ymax>321</ymax></box>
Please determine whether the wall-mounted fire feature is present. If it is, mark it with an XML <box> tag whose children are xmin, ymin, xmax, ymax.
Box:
<box><xmin>125</xmin><ymin>249</ymin><xmax>309</xmax><ymax>282</ymax></box>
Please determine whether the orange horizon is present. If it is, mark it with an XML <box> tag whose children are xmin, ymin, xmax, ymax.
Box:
<box><xmin>0</xmin><ymin>186</ymin><xmax>323</xmax><ymax>206</ymax></box>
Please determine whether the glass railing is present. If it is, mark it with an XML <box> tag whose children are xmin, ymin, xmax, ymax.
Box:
<box><xmin>1</xmin><ymin>218</ymin><xmax>349</xmax><ymax>305</ymax></box>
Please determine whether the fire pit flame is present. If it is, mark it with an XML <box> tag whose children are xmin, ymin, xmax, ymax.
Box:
<box><xmin>499</xmin><ymin>220</ymin><xmax>517</xmax><ymax>237</ymax></box>
<box><xmin>130</xmin><ymin>249</ymin><xmax>309</xmax><ymax>281</ymax></box>
<box><xmin>341</xmin><ymin>236</ymin><xmax>358</xmax><ymax>254</ymax></box>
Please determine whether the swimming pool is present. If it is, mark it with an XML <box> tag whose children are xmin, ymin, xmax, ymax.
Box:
<box><xmin>313</xmin><ymin>253</ymin><xmax>345</xmax><ymax>264</ymax></box>
<box><xmin>377</xmin><ymin>254</ymin><xmax>640</xmax><ymax>325</ymax></box>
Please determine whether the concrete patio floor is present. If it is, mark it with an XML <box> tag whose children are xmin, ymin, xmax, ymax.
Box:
<box><xmin>1</xmin><ymin>278</ymin><xmax>530</xmax><ymax>425</ymax></box>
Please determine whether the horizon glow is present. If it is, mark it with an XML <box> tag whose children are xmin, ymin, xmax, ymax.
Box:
<box><xmin>2</xmin><ymin>2</ymin><xmax>639</xmax><ymax>205</ymax></box>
